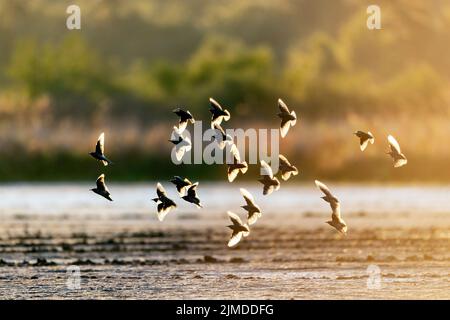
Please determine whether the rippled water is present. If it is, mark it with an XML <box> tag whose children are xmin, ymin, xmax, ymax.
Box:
<box><xmin>0</xmin><ymin>183</ymin><xmax>448</xmax><ymax>299</ymax></box>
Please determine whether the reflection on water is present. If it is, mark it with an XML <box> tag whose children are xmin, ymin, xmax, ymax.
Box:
<box><xmin>0</xmin><ymin>183</ymin><xmax>449</xmax><ymax>215</ymax></box>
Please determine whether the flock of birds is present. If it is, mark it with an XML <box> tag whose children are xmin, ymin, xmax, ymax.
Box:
<box><xmin>89</xmin><ymin>98</ymin><xmax>408</xmax><ymax>247</ymax></box>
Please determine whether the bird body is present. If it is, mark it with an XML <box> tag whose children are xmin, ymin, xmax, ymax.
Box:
<box><xmin>89</xmin><ymin>132</ymin><xmax>113</xmax><ymax>166</ymax></box>
<box><xmin>277</xmin><ymin>99</ymin><xmax>297</xmax><ymax>138</ymax></box>
<box><xmin>226</xmin><ymin>145</ymin><xmax>248</xmax><ymax>182</ymax></box>
<box><xmin>315</xmin><ymin>180</ymin><xmax>347</xmax><ymax>235</ymax></box>
<box><xmin>278</xmin><ymin>154</ymin><xmax>299</xmax><ymax>181</ymax></box>
<box><xmin>90</xmin><ymin>174</ymin><xmax>113</xmax><ymax>201</ymax></box>
<box><xmin>227</xmin><ymin>161</ymin><xmax>248</xmax><ymax>182</ymax></box>
<box><xmin>170</xmin><ymin>176</ymin><xmax>193</xmax><ymax>196</ymax></box>
<box><xmin>169</xmin><ymin>126</ymin><xmax>192</xmax><ymax>161</ymax></box>
<box><xmin>209</xmin><ymin>97</ymin><xmax>231</xmax><ymax>128</ymax></box>
<box><xmin>153</xmin><ymin>183</ymin><xmax>177</xmax><ymax>221</ymax></box>
<box><xmin>173</xmin><ymin>108</ymin><xmax>195</xmax><ymax>133</ymax></box>
<box><xmin>212</xmin><ymin>123</ymin><xmax>233</xmax><ymax>149</ymax></box>
<box><xmin>227</xmin><ymin>211</ymin><xmax>250</xmax><ymax>247</ymax></box>
<box><xmin>354</xmin><ymin>131</ymin><xmax>375</xmax><ymax>151</ymax></box>
<box><xmin>239</xmin><ymin>188</ymin><xmax>261</xmax><ymax>225</ymax></box>
<box><xmin>387</xmin><ymin>135</ymin><xmax>407</xmax><ymax>168</ymax></box>
<box><xmin>258</xmin><ymin>160</ymin><xmax>280</xmax><ymax>195</ymax></box>
<box><xmin>182</xmin><ymin>183</ymin><xmax>203</xmax><ymax>208</ymax></box>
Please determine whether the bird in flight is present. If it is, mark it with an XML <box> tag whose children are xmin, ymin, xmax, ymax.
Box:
<box><xmin>354</xmin><ymin>131</ymin><xmax>375</xmax><ymax>151</ymax></box>
<box><xmin>212</xmin><ymin>122</ymin><xmax>233</xmax><ymax>150</ymax></box>
<box><xmin>240</xmin><ymin>188</ymin><xmax>262</xmax><ymax>225</ymax></box>
<box><xmin>173</xmin><ymin>108</ymin><xmax>195</xmax><ymax>133</ymax></box>
<box><xmin>315</xmin><ymin>180</ymin><xmax>347</xmax><ymax>235</ymax></box>
<box><xmin>90</xmin><ymin>174</ymin><xmax>113</xmax><ymax>201</ymax></box>
<box><xmin>169</xmin><ymin>126</ymin><xmax>192</xmax><ymax>161</ymax></box>
<box><xmin>226</xmin><ymin>145</ymin><xmax>248</xmax><ymax>182</ymax></box>
<box><xmin>226</xmin><ymin>211</ymin><xmax>250</xmax><ymax>247</ymax></box>
<box><xmin>258</xmin><ymin>160</ymin><xmax>280</xmax><ymax>195</ymax></box>
<box><xmin>387</xmin><ymin>135</ymin><xmax>407</xmax><ymax>168</ymax></box>
<box><xmin>277</xmin><ymin>99</ymin><xmax>297</xmax><ymax>138</ymax></box>
<box><xmin>89</xmin><ymin>132</ymin><xmax>113</xmax><ymax>166</ymax></box>
<box><xmin>152</xmin><ymin>183</ymin><xmax>177</xmax><ymax>221</ymax></box>
<box><xmin>209</xmin><ymin>97</ymin><xmax>231</xmax><ymax>128</ymax></box>
<box><xmin>182</xmin><ymin>183</ymin><xmax>203</xmax><ymax>208</ymax></box>
<box><xmin>170</xmin><ymin>176</ymin><xmax>193</xmax><ymax>196</ymax></box>
<box><xmin>278</xmin><ymin>154</ymin><xmax>299</xmax><ymax>181</ymax></box>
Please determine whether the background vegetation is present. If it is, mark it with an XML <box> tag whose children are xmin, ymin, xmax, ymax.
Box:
<box><xmin>0</xmin><ymin>0</ymin><xmax>449</xmax><ymax>182</ymax></box>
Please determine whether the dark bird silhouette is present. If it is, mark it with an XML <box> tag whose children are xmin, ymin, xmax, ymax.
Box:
<box><xmin>173</xmin><ymin>108</ymin><xmax>195</xmax><ymax>133</ymax></box>
<box><xmin>258</xmin><ymin>160</ymin><xmax>280</xmax><ymax>195</ymax></box>
<box><xmin>240</xmin><ymin>188</ymin><xmax>261</xmax><ymax>225</ymax></box>
<box><xmin>315</xmin><ymin>180</ymin><xmax>347</xmax><ymax>235</ymax></box>
<box><xmin>226</xmin><ymin>144</ymin><xmax>248</xmax><ymax>182</ymax></box>
<box><xmin>170</xmin><ymin>176</ymin><xmax>193</xmax><ymax>196</ymax></box>
<box><xmin>169</xmin><ymin>126</ymin><xmax>192</xmax><ymax>161</ymax></box>
<box><xmin>89</xmin><ymin>132</ymin><xmax>113</xmax><ymax>166</ymax></box>
<box><xmin>278</xmin><ymin>154</ymin><xmax>299</xmax><ymax>181</ymax></box>
<box><xmin>387</xmin><ymin>135</ymin><xmax>407</xmax><ymax>168</ymax></box>
<box><xmin>277</xmin><ymin>99</ymin><xmax>297</xmax><ymax>138</ymax></box>
<box><xmin>354</xmin><ymin>131</ymin><xmax>375</xmax><ymax>151</ymax></box>
<box><xmin>182</xmin><ymin>183</ymin><xmax>203</xmax><ymax>208</ymax></box>
<box><xmin>209</xmin><ymin>97</ymin><xmax>231</xmax><ymax>128</ymax></box>
<box><xmin>90</xmin><ymin>174</ymin><xmax>113</xmax><ymax>201</ymax></box>
<box><xmin>152</xmin><ymin>183</ymin><xmax>177</xmax><ymax>221</ymax></box>
<box><xmin>212</xmin><ymin>122</ymin><xmax>233</xmax><ymax>149</ymax></box>
<box><xmin>226</xmin><ymin>211</ymin><xmax>250</xmax><ymax>247</ymax></box>
<box><xmin>227</xmin><ymin>156</ymin><xmax>248</xmax><ymax>183</ymax></box>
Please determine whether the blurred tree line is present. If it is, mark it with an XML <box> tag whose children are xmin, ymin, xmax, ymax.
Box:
<box><xmin>0</xmin><ymin>0</ymin><xmax>449</xmax><ymax>181</ymax></box>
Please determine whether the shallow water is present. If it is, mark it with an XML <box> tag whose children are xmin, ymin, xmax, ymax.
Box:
<box><xmin>0</xmin><ymin>183</ymin><xmax>448</xmax><ymax>299</ymax></box>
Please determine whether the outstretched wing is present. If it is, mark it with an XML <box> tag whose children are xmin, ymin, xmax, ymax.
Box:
<box><xmin>156</xmin><ymin>182</ymin><xmax>166</xmax><ymax>199</ymax></box>
<box><xmin>280</xmin><ymin>119</ymin><xmax>291</xmax><ymax>138</ymax></box>
<box><xmin>367</xmin><ymin>131</ymin><xmax>375</xmax><ymax>144</ymax></box>
<box><xmin>278</xmin><ymin>154</ymin><xmax>291</xmax><ymax>167</ymax></box>
<box><xmin>228</xmin><ymin>231</ymin><xmax>243</xmax><ymax>248</ymax></box>
<box><xmin>360</xmin><ymin>137</ymin><xmax>370</xmax><ymax>151</ymax></box>
<box><xmin>263</xmin><ymin>184</ymin><xmax>275</xmax><ymax>196</ymax></box>
<box><xmin>187</xmin><ymin>183</ymin><xmax>198</xmax><ymax>197</ymax></box>
<box><xmin>177</xmin><ymin>120</ymin><xmax>188</xmax><ymax>133</ymax></box>
<box><xmin>260</xmin><ymin>160</ymin><xmax>274</xmax><ymax>178</ymax></box>
<box><xmin>157</xmin><ymin>203</ymin><xmax>173</xmax><ymax>221</ymax></box>
<box><xmin>278</xmin><ymin>98</ymin><xmax>290</xmax><ymax>114</ymax></box>
<box><xmin>171</xmin><ymin>126</ymin><xmax>182</xmax><ymax>140</ymax></box>
<box><xmin>229</xmin><ymin>143</ymin><xmax>241</xmax><ymax>163</ymax></box>
<box><xmin>240</xmin><ymin>188</ymin><xmax>255</xmax><ymax>207</ymax></box>
<box><xmin>227</xmin><ymin>211</ymin><xmax>243</xmax><ymax>226</ymax></box>
<box><xmin>394</xmin><ymin>158</ymin><xmax>408</xmax><ymax>168</ymax></box>
<box><xmin>96</xmin><ymin>132</ymin><xmax>105</xmax><ymax>155</ymax></box>
<box><xmin>290</xmin><ymin>111</ymin><xmax>297</xmax><ymax>126</ymax></box>
<box><xmin>247</xmin><ymin>212</ymin><xmax>260</xmax><ymax>226</ymax></box>
<box><xmin>209</xmin><ymin>97</ymin><xmax>223</xmax><ymax>112</ymax></box>
<box><xmin>315</xmin><ymin>180</ymin><xmax>335</xmax><ymax>199</ymax></box>
<box><xmin>96</xmin><ymin>174</ymin><xmax>107</xmax><ymax>192</ymax></box>
<box><xmin>175</xmin><ymin>135</ymin><xmax>191</xmax><ymax>161</ymax></box>
<box><xmin>388</xmin><ymin>135</ymin><xmax>402</xmax><ymax>154</ymax></box>
<box><xmin>281</xmin><ymin>169</ymin><xmax>297</xmax><ymax>181</ymax></box>
<box><xmin>227</xmin><ymin>166</ymin><xmax>239</xmax><ymax>183</ymax></box>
